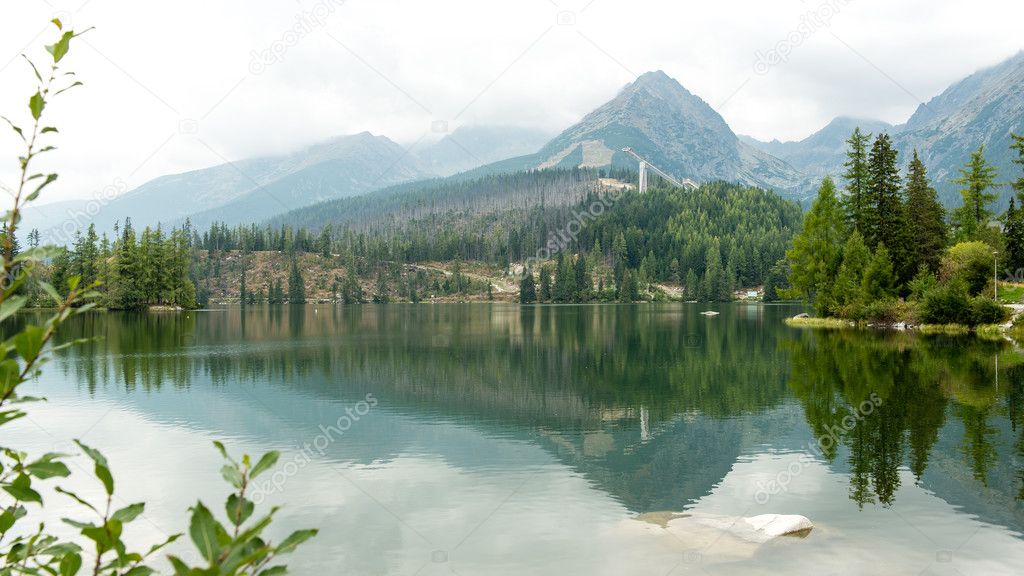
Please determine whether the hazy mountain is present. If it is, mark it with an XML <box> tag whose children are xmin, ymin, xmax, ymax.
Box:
<box><xmin>744</xmin><ymin>52</ymin><xmax>1024</xmax><ymax>207</ymax></box>
<box><xmin>24</xmin><ymin>132</ymin><xmax>431</xmax><ymax>240</ymax></box>
<box><xmin>416</xmin><ymin>125</ymin><xmax>553</xmax><ymax>177</ymax></box>
<box><xmin>894</xmin><ymin>50</ymin><xmax>1024</xmax><ymax>206</ymax></box>
<box><xmin>741</xmin><ymin>116</ymin><xmax>895</xmax><ymax>178</ymax></box>
<box><xmin>24</xmin><ymin>125</ymin><xmax>560</xmax><ymax>242</ymax></box>
<box><xmin>526</xmin><ymin>70</ymin><xmax>807</xmax><ymax>196</ymax></box>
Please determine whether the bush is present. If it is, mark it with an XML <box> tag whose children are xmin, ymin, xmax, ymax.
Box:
<box><xmin>919</xmin><ymin>280</ymin><xmax>971</xmax><ymax>324</ymax></box>
<box><xmin>941</xmin><ymin>242</ymin><xmax>995</xmax><ymax>295</ymax></box>
<box><xmin>968</xmin><ymin>296</ymin><xmax>1009</xmax><ymax>324</ymax></box>
<box><xmin>919</xmin><ymin>279</ymin><xmax>1008</xmax><ymax>326</ymax></box>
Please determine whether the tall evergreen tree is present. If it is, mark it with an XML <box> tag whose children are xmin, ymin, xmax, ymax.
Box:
<box><xmin>1003</xmin><ymin>198</ymin><xmax>1024</xmax><ymax>275</ymax></box>
<box><xmin>864</xmin><ymin>133</ymin><xmax>903</xmax><ymax>252</ymax></box>
<box><xmin>539</xmin><ymin>265</ymin><xmax>552</xmax><ymax>302</ymax></box>
<box><xmin>843</xmin><ymin>128</ymin><xmax>872</xmax><ymax>231</ymax></box>
<box><xmin>1012</xmin><ymin>133</ymin><xmax>1024</xmax><ymax>201</ymax></box>
<box><xmin>288</xmin><ymin>258</ymin><xmax>306</xmax><ymax>304</ymax></box>
<box><xmin>786</xmin><ymin>177</ymin><xmax>847</xmax><ymax>313</ymax></box>
<box><xmin>832</xmin><ymin>230</ymin><xmax>870</xmax><ymax>309</ymax></box>
<box><xmin>240</xmin><ymin>267</ymin><xmax>248</xmax><ymax>306</ymax></box>
<box><xmin>860</xmin><ymin>244</ymin><xmax>897</xmax><ymax>301</ymax></box>
<box><xmin>951</xmin><ymin>144</ymin><xmax>998</xmax><ymax>241</ymax></box>
<box><xmin>519</xmin><ymin>272</ymin><xmax>536</xmax><ymax>303</ymax></box>
<box><xmin>904</xmin><ymin>150</ymin><xmax>948</xmax><ymax>275</ymax></box>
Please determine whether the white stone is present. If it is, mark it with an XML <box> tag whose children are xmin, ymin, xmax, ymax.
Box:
<box><xmin>743</xmin><ymin>514</ymin><xmax>814</xmax><ymax>537</ymax></box>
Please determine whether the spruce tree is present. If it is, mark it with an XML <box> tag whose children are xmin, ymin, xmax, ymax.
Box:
<box><xmin>842</xmin><ymin>127</ymin><xmax>872</xmax><ymax>231</ymax></box>
<box><xmin>786</xmin><ymin>177</ymin><xmax>846</xmax><ymax>313</ymax></box>
<box><xmin>904</xmin><ymin>150</ymin><xmax>948</xmax><ymax>275</ymax></box>
<box><xmin>1003</xmin><ymin>198</ymin><xmax>1024</xmax><ymax>276</ymax></box>
<box><xmin>519</xmin><ymin>272</ymin><xmax>537</xmax><ymax>303</ymax></box>
<box><xmin>832</xmin><ymin>231</ymin><xmax>870</xmax><ymax>309</ymax></box>
<box><xmin>573</xmin><ymin>255</ymin><xmax>589</xmax><ymax>301</ymax></box>
<box><xmin>951</xmin><ymin>144</ymin><xmax>998</xmax><ymax>241</ymax></box>
<box><xmin>619</xmin><ymin>269</ymin><xmax>639</xmax><ymax>302</ymax></box>
<box><xmin>864</xmin><ymin>134</ymin><xmax>903</xmax><ymax>253</ymax></box>
<box><xmin>860</xmin><ymin>244</ymin><xmax>897</xmax><ymax>301</ymax></box>
<box><xmin>539</xmin><ymin>265</ymin><xmax>552</xmax><ymax>302</ymax></box>
<box><xmin>240</xmin><ymin>267</ymin><xmax>248</xmax><ymax>306</ymax></box>
<box><xmin>1012</xmin><ymin>133</ymin><xmax>1024</xmax><ymax>201</ymax></box>
<box><xmin>288</xmin><ymin>259</ymin><xmax>306</xmax><ymax>304</ymax></box>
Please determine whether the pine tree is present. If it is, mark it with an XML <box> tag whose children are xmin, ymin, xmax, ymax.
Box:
<box><xmin>843</xmin><ymin>127</ymin><xmax>872</xmax><ymax>231</ymax></box>
<box><xmin>553</xmin><ymin>253</ymin><xmax>576</xmax><ymax>302</ymax></box>
<box><xmin>288</xmin><ymin>258</ymin><xmax>306</xmax><ymax>304</ymax></box>
<box><xmin>240</xmin><ymin>267</ymin><xmax>248</xmax><ymax>306</ymax></box>
<box><xmin>539</xmin><ymin>265</ymin><xmax>552</xmax><ymax>302</ymax></box>
<box><xmin>685</xmin><ymin>268</ymin><xmax>698</xmax><ymax>301</ymax></box>
<box><xmin>519</xmin><ymin>272</ymin><xmax>537</xmax><ymax>303</ymax></box>
<box><xmin>1003</xmin><ymin>198</ymin><xmax>1024</xmax><ymax>275</ymax></box>
<box><xmin>861</xmin><ymin>244</ymin><xmax>897</xmax><ymax>301</ymax></box>
<box><xmin>786</xmin><ymin>177</ymin><xmax>847</xmax><ymax>313</ymax></box>
<box><xmin>702</xmin><ymin>240</ymin><xmax>722</xmax><ymax>302</ymax></box>
<box><xmin>904</xmin><ymin>150</ymin><xmax>948</xmax><ymax>275</ymax></box>
<box><xmin>864</xmin><ymin>133</ymin><xmax>903</xmax><ymax>253</ymax></box>
<box><xmin>951</xmin><ymin>144</ymin><xmax>998</xmax><ymax>241</ymax></box>
<box><xmin>574</xmin><ymin>255</ymin><xmax>589</xmax><ymax>301</ymax></box>
<box><xmin>832</xmin><ymin>230</ymin><xmax>870</xmax><ymax>309</ymax></box>
<box><xmin>373</xmin><ymin>270</ymin><xmax>389</xmax><ymax>303</ymax></box>
<box><xmin>1012</xmin><ymin>133</ymin><xmax>1024</xmax><ymax>201</ymax></box>
<box><xmin>619</xmin><ymin>268</ymin><xmax>639</xmax><ymax>302</ymax></box>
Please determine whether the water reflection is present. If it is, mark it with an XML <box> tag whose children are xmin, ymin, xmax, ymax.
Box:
<box><xmin>19</xmin><ymin>304</ymin><xmax>1024</xmax><ymax>533</ymax></box>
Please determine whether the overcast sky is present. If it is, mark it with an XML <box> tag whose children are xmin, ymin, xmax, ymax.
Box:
<box><xmin>2</xmin><ymin>0</ymin><xmax>1022</xmax><ymax>205</ymax></box>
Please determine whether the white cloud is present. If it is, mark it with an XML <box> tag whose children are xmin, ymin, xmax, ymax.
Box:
<box><xmin>1</xmin><ymin>0</ymin><xmax>1021</xmax><ymax>204</ymax></box>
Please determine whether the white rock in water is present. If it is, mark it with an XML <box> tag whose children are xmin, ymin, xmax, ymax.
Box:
<box><xmin>744</xmin><ymin>514</ymin><xmax>814</xmax><ymax>537</ymax></box>
<box><xmin>700</xmin><ymin>311</ymin><xmax>720</xmax><ymax>316</ymax></box>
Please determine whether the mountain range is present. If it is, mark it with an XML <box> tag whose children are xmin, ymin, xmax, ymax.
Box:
<box><xmin>25</xmin><ymin>50</ymin><xmax>1024</xmax><ymax>241</ymax></box>
<box><xmin>744</xmin><ymin>51</ymin><xmax>1024</xmax><ymax>206</ymax></box>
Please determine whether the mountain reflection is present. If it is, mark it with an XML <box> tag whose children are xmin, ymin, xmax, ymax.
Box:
<box><xmin>28</xmin><ymin>304</ymin><xmax>1024</xmax><ymax>531</ymax></box>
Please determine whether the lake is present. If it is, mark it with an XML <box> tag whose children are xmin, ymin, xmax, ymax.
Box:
<box><xmin>7</xmin><ymin>303</ymin><xmax>1024</xmax><ymax>574</ymax></box>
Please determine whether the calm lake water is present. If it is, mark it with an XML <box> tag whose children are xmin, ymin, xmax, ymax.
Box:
<box><xmin>7</xmin><ymin>303</ymin><xmax>1024</xmax><ymax>574</ymax></box>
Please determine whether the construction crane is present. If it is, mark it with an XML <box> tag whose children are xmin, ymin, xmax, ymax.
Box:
<box><xmin>621</xmin><ymin>147</ymin><xmax>699</xmax><ymax>192</ymax></box>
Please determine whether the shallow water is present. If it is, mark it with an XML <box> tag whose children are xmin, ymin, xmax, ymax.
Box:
<box><xmin>7</xmin><ymin>303</ymin><xmax>1024</xmax><ymax>574</ymax></box>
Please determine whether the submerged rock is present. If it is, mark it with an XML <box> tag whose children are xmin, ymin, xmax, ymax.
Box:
<box><xmin>634</xmin><ymin>511</ymin><xmax>814</xmax><ymax>553</ymax></box>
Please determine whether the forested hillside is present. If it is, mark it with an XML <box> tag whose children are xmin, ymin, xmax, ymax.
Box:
<box><xmin>34</xmin><ymin>171</ymin><xmax>802</xmax><ymax>307</ymax></box>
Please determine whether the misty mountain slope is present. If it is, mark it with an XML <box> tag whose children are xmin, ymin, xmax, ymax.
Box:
<box><xmin>25</xmin><ymin>132</ymin><xmax>433</xmax><ymax>241</ymax></box>
<box><xmin>528</xmin><ymin>71</ymin><xmax>806</xmax><ymax>196</ymax></box>
<box><xmin>894</xmin><ymin>51</ymin><xmax>1024</xmax><ymax>206</ymax></box>
<box><xmin>180</xmin><ymin>133</ymin><xmax>428</xmax><ymax>229</ymax></box>
<box><xmin>268</xmin><ymin>168</ymin><xmax>602</xmax><ymax>233</ymax></box>
<box><xmin>742</xmin><ymin>116</ymin><xmax>895</xmax><ymax>178</ymax></box>
<box><xmin>417</xmin><ymin>125</ymin><xmax>553</xmax><ymax>177</ymax></box>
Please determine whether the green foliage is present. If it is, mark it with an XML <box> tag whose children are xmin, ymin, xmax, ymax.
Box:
<box><xmin>917</xmin><ymin>278</ymin><xmax>1007</xmax><ymax>326</ymax></box>
<box><xmin>786</xmin><ymin>177</ymin><xmax>846</xmax><ymax>314</ymax></box>
<box><xmin>860</xmin><ymin>244</ymin><xmax>897</xmax><ymax>302</ymax></box>
<box><xmin>952</xmin><ymin>145</ymin><xmax>999</xmax><ymax>242</ymax></box>
<box><xmin>518</xmin><ymin>272</ymin><xmax>536</xmax><ymax>304</ymax></box>
<box><xmin>1003</xmin><ymin>198</ymin><xmax>1024</xmax><ymax>274</ymax></box>
<box><xmin>0</xmin><ymin>22</ymin><xmax>315</xmax><ymax>575</ymax></box>
<box><xmin>842</xmin><ymin>127</ymin><xmax>872</xmax><ymax>232</ymax></box>
<box><xmin>832</xmin><ymin>231</ymin><xmax>870</xmax><ymax>309</ymax></box>
<box><xmin>288</xmin><ymin>258</ymin><xmax>306</xmax><ymax>304</ymax></box>
<box><xmin>941</xmin><ymin>241</ymin><xmax>996</xmax><ymax>296</ymax></box>
<box><xmin>863</xmin><ymin>133</ymin><xmax>903</xmax><ymax>253</ymax></box>
<box><xmin>904</xmin><ymin>150</ymin><xmax>948</xmax><ymax>275</ymax></box>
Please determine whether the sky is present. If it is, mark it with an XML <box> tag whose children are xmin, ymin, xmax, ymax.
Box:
<box><xmin>1</xmin><ymin>0</ymin><xmax>1022</xmax><ymax>205</ymax></box>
